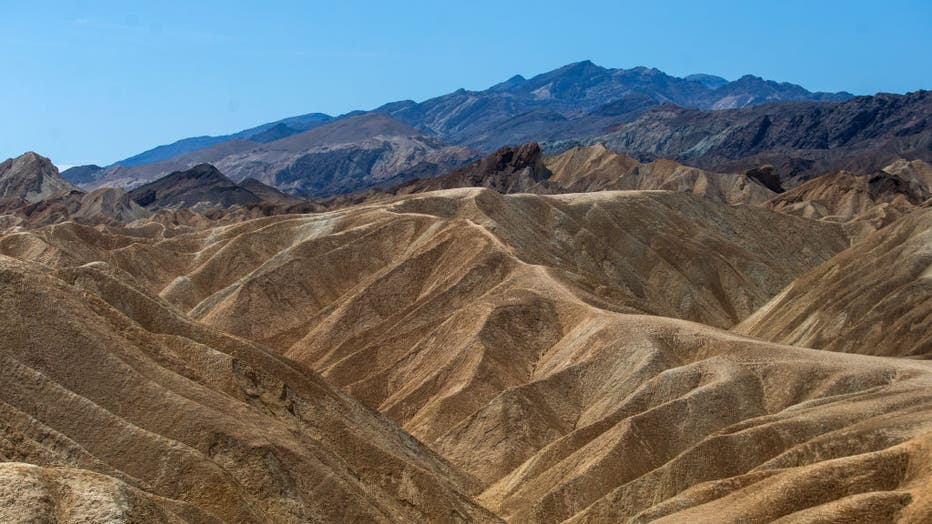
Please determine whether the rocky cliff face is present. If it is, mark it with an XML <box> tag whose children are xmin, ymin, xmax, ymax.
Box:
<box><xmin>0</xmin><ymin>152</ymin><xmax>78</xmax><ymax>202</ymax></box>
<box><xmin>388</xmin><ymin>143</ymin><xmax>553</xmax><ymax>195</ymax></box>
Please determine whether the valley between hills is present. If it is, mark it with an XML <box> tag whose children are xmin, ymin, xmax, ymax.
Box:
<box><xmin>0</xmin><ymin>62</ymin><xmax>930</xmax><ymax>523</ymax></box>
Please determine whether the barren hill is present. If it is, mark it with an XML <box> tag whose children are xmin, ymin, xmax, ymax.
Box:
<box><xmin>0</xmin><ymin>183</ymin><xmax>932</xmax><ymax>522</ymax></box>
<box><xmin>736</xmin><ymin>205</ymin><xmax>932</xmax><ymax>358</ymax></box>
<box><xmin>766</xmin><ymin>169</ymin><xmax>930</xmax><ymax>238</ymax></box>
<box><xmin>543</xmin><ymin>144</ymin><xmax>775</xmax><ymax>205</ymax></box>
<box><xmin>0</xmin><ymin>254</ymin><xmax>497</xmax><ymax>522</ymax></box>
<box><xmin>362</xmin><ymin>143</ymin><xmax>775</xmax><ymax>207</ymax></box>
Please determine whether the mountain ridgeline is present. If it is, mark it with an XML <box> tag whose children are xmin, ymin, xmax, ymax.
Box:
<box><xmin>59</xmin><ymin>61</ymin><xmax>902</xmax><ymax>198</ymax></box>
<box><xmin>376</xmin><ymin>60</ymin><xmax>853</xmax><ymax>151</ymax></box>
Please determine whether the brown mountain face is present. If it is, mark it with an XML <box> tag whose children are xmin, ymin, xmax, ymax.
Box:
<box><xmin>237</xmin><ymin>177</ymin><xmax>306</xmax><ymax>205</ymax></box>
<box><xmin>390</xmin><ymin>143</ymin><xmax>554</xmax><ymax>195</ymax></box>
<box><xmin>72</xmin><ymin>187</ymin><xmax>149</xmax><ymax>223</ymax></box>
<box><xmin>543</xmin><ymin>144</ymin><xmax>775</xmax><ymax>205</ymax></box>
<box><xmin>884</xmin><ymin>159</ymin><xmax>932</xmax><ymax>190</ymax></box>
<box><xmin>0</xmin><ymin>152</ymin><xmax>78</xmax><ymax>203</ymax></box>
<box><xmin>0</xmin><ymin>185</ymin><xmax>147</xmax><ymax>230</ymax></box>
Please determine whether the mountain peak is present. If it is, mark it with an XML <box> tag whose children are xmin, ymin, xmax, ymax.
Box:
<box><xmin>128</xmin><ymin>163</ymin><xmax>259</xmax><ymax>209</ymax></box>
<box><xmin>178</xmin><ymin>163</ymin><xmax>226</xmax><ymax>180</ymax></box>
<box><xmin>558</xmin><ymin>59</ymin><xmax>606</xmax><ymax>75</ymax></box>
<box><xmin>490</xmin><ymin>74</ymin><xmax>528</xmax><ymax>92</ymax></box>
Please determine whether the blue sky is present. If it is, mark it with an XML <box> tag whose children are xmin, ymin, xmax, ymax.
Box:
<box><xmin>2</xmin><ymin>0</ymin><xmax>930</xmax><ymax>166</ymax></box>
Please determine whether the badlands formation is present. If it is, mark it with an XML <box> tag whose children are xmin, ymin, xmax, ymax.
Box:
<box><xmin>0</xmin><ymin>150</ymin><xmax>930</xmax><ymax>522</ymax></box>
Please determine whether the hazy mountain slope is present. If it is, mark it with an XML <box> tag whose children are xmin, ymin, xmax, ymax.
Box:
<box><xmin>211</xmin><ymin>113</ymin><xmax>477</xmax><ymax>197</ymax></box>
<box><xmin>735</xmin><ymin>206</ymin><xmax>932</xmax><ymax>358</ymax></box>
<box><xmin>0</xmin><ymin>152</ymin><xmax>78</xmax><ymax>203</ymax></box>
<box><xmin>0</xmin><ymin>254</ymin><xmax>497</xmax><ymax>522</ymax></box>
<box><xmin>109</xmin><ymin>112</ymin><xmax>333</xmax><ymax>167</ymax></box>
<box><xmin>78</xmin><ymin>139</ymin><xmax>261</xmax><ymax>190</ymax></box>
<box><xmin>1</xmin><ymin>189</ymin><xmax>929</xmax><ymax>523</ymax></box>
<box><xmin>91</xmin><ymin>61</ymin><xmax>852</xmax><ymax>179</ymax></box>
<box><xmin>580</xmin><ymin>90</ymin><xmax>932</xmax><ymax>186</ymax></box>
<box><xmin>77</xmin><ymin>114</ymin><xmax>476</xmax><ymax>197</ymax></box>
<box><xmin>59</xmin><ymin>164</ymin><xmax>104</xmax><ymax>185</ymax></box>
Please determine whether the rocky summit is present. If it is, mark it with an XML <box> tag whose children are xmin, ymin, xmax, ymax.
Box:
<box><xmin>0</xmin><ymin>152</ymin><xmax>77</xmax><ymax>203</ymax></box>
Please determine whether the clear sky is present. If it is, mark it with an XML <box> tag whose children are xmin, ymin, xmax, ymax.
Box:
<box><xmin>2</xmin><ymin>0</ymin><xmax>930</xmax><ymax>166</ymax></box>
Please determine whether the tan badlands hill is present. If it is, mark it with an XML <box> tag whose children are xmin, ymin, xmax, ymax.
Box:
<box><xmin>373</xmin><ymin>143</ymin><xmax>775</xmax><ymax>207</ymax></box>
<box><xmin>884</xmin><ymin>159</ymin><xmax>932</xmax><ymax>192</ymax></box>
<box><xmin>3</xmin><ymin>188</ymin><xmax>931</xmax><ymax>522</ymax></box>
<box><xmin>736</xmin><ymin>205</ymin><xmax>932</xmax><ymax>358</ymax></box>
<box><xmin>0</xmin><ymin>187</ymin><xmax>148</xmax><ymax>230</ymax></box>
<box><xmin>0</xmin><ymin>255</ymin><xmax>497</xmax><ymax>522</ymax></box>
<box><xmin>766</xmin><ymin>168</ymin><xmax>931</xmax><ymax>240</ymax></box>
<box><xmin>543</xmin><ymin>144</ymin><xmax>776</xmax><ymax>206</ymax></box>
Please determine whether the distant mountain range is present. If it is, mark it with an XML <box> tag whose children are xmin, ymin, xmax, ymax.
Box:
<box><xmin>376</xmin><ymin>60</ymin><xmax>853</xmax><ymax>151</ymax></box>
<box><xmin>114</xmin><ymin>113</ymin><xmax>334</xmax><ymax>167</ymax></box>
<box><xmin>60</xmin><ymin>60</ymin><xmax>930</xmax><ymax>197</ymax></box>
